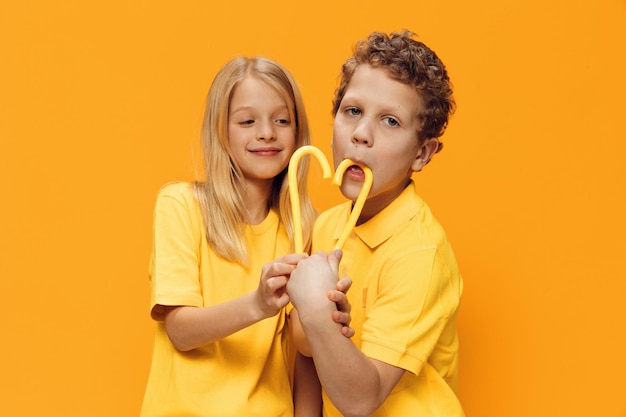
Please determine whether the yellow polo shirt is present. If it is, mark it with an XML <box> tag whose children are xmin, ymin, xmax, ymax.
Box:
<box><xmin>313</xmin><ymin>181</ymin><xmax>464</xmax><ymax>417</ymax></box>
<box><xmin>140</xmin><ymin>182</ymin><xmax>294</xmax><ymax>417</ymax></box>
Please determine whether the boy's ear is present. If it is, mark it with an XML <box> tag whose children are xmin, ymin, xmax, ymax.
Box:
<box><xmin>411</xmin><ymin>138</ymin><xmax>440</xmax><ymax>172</ymax></box>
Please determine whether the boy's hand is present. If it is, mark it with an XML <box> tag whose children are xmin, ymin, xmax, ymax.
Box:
<box><xmin>330</xmin><ymin>273</ymin><xmax>355</xmax><ymax>338</ymax></box>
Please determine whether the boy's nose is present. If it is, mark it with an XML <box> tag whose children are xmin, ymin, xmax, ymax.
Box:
<box><xmin>351</xmin><ymin>120</ymin><xmax>373</xmax><ymax>146</ymax></box>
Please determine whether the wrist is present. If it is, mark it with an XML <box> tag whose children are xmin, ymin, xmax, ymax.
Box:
<box><xmin>296</xmin><ymin>297</ymin><xmax>338</xmax><ymax>329</ymax></box>
<box><xmin>249</xmin><ymin>291</ymin><xmax>274</xmax><ymax>321</ymax></box>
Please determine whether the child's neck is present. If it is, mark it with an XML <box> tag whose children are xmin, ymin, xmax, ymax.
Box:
<box><xmin>243</xmin><ymin>178</ymin><xmax>273</xmax><ymax>225</ymax></box>
<box><xmin>355</xmin><ymin>179</ymin><xmax>411</xmax><ymax>226</ymax></box>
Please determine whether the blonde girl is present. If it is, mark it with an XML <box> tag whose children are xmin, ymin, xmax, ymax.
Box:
<box><xmin>141</xmin><ymin>57</ymin><xmax>350</xmax><ymax>417</ymax></box>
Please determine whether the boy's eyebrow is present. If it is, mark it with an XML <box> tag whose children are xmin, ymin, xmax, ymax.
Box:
<box><xmin>340</xmin><ymin>92</ymin><xmax>361</xmax><ymax>102</ymax></box>
<box><xmin>340</xmin><ymin>98</ymin><xmax>412</xmax><ymax>118</ymax></box>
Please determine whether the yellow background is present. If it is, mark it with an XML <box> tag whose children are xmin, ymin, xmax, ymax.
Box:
<box><xmin>1</xmin><ymin>1</ymin><xmax>625</xmax><ymax>416</ymax></box>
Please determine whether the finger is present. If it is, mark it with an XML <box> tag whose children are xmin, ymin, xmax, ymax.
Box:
<box><xmin>329</xmin><ymin>290</ymin><xmax>352</xmax><ymax>314</ymax></box>
<box><xmin>336</xmin><ymin>276</ymin><xmax>353</xmax><ymax>293</ymax></box>
<box><xmin>275</xmin><ymin>292</ymin><xmax>291</xmax><ymax>309</ymax></box>
<box><xmin>262</xmin><ymin>254</ymin><xmax>308</xmax><ymax>277</ymax></box>
<box><xmin>264</xmin><ymin>262</ymin><xmax>297</xmax><ymax>279</ymax></box>
<box><xmin>332</xmin><ymin>310</ymin><xmax>352</xmax><ymax>326</ymax></box>
<box><xmin>277</xmin><ymin>253</ymin><xmax>309</xmax><ymax>265</ymax></box>
<box><xmin>341</xmin><ymin>326</ymin><xmax>355</xmax><ymax>338</ymax></box>
<box><xmin>327</xmin><ymin>249</ymin><xmax>343</xmax><ymax>275</ymax></box>
<box><xmin>327</xmin><ymin>289</ymin><xmax>343</xmax><ymax>303</ymax></box>
<box><xmin>266</xmin><ymin>276</ymin><xmax>288</xmax><ymax>292</ymax></box>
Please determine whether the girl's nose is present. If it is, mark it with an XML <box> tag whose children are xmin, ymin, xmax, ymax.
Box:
<box><xmin>256</xmin><ymin>121</ymin><xmax>276</xmax><ymax>141</ymax></box>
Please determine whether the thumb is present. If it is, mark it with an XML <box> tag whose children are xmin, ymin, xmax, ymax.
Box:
<box><xmin>327</xmin><ymin>249</ymin><xmax>343</xmax><ymax>276</ymax></box>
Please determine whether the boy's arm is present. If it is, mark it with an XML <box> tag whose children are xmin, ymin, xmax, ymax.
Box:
<box><xmin>287</xmin><ymin>251</ymin><xmax>404</xmax><ymax>417</ymax></box>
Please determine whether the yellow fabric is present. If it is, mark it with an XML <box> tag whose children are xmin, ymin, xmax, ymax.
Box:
<box><xmin>313</xmin><ymin>181</ymin><xmax>464</xmax><ymax>417</ymax></box>
<box><xmin>140</xmin><ymin>182</ymin><xmax>294</xmax><ymax>417</ymax></box>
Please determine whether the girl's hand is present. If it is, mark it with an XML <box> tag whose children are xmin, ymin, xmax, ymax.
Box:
<box><xmin>255</xmin><ymin>253</ymin><xmax>307</xmax><ymax>318</ymax></box>
<box><xmin>287</xmin><ymin>251</ymin><xmax>339</xmax><ymax>313</ymax></box>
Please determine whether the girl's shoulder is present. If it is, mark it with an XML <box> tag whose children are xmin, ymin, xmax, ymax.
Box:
<box><xmin>153</xmin><ymin>182</ymin><xmax>204</xmax><ymax>231</ymax></box>
<box><xmin>157</xmin><ymin>181</ymin><xmax>195</xmax><ymax>200</ymax></box>
<box><xmin>154</xmin><ymin>182</ymin><xmax>201</xmax><ymax>213</ymax></box>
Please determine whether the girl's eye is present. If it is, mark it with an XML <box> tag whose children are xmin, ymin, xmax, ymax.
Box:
<box><xmin>383</xmin><ymin>117</ymin><xmax>399</xmax><ymax>127</ymax></box>
<box><xmin>276</xmin><ymin>118</ymin><xmax>291</xmax><ymax>125</ymax></box>
<box><xmin>240</xmin><ymin>119</ymin><xmax>254</xmax><ymax>126</ymax></box>
<box><xmin>346</xmin><ymin>107</ymin><xmax>362</xmax><ymax>116</ymax></box>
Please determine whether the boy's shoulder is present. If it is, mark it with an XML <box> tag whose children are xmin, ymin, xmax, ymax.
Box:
<box><xmin>317</xmin><ymin>200</ymin><xmax>353</xmax><ymax>222</ymax></box>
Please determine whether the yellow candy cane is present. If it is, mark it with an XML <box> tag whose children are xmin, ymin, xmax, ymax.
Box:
<box><xmin>332</xmin><ymin>159</ymin><xmax>373</xmax><ymax>250</ymax></box>
<box><xmin>288</xmin><ymin>146</ymin><xmax>332</xmax><ymax>253</ymax></box>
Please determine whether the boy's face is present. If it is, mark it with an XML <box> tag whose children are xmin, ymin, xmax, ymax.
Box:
<box><xmin>332</xmin><ymin>64</ymin><xmax>437</xmax><ymax>216</ymax></box>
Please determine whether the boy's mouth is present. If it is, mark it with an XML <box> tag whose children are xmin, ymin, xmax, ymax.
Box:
<box><xmin>346</xmin><ymin>164</ymin><xmax>366</xmax><ymax>180</ymax></box>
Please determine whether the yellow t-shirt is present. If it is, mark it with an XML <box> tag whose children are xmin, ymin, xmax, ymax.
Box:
<box><xmin>140</xmin><ymin>182</ymin><xmax>294</xmax><ymax>417</ymax></box>
<box><xmin>313</xmin><ymin>181</ymin><xmax>464</xmax><ymax>417</ymax></box>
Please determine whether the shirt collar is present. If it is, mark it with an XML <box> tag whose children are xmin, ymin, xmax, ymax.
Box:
<box><xmin>337</xmin><ymin>180</ymin><xmax>422</xmax><ymax>249</ymax></box>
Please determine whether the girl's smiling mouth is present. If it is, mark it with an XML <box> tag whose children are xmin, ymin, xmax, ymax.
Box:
<box><xmin>250</xmin><ymin>147</ymin><xmax>281</xmax><ymax>156</ymax></box>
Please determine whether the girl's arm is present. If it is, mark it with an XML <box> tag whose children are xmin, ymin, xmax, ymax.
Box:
<box><xmin>290</xmin><ymin>275</ymin><xmax>354</xmax><ymax>356</ymax></box>
<box><xmin>290</xmin><ymin>267</ymin><xmax>355</xmax><ymax>416</ymax></box>
<box><xmin>163</xmin><ymin>253</ymin><xmax>304</xmax><ymax>351</ymax></box>
<box><xmin>163</xmin><ymin>253</ymin><xmax>353</xmax><ymax>352</ymax></box>
<box><xmin>293</xmin><ymin>352</ymin><xmax>322</xmax><ymax>417</ymax></box>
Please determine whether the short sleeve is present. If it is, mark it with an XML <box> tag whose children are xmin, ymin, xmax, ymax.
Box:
<box><xmin>361</xmin><ymin>247</ymin><xmax>460</xmax><ymax>375</ymax></box>
<box><xmin>148</xmin><ymin>183</ymin><xmax>204</xmax><ymax>320</ymax></box>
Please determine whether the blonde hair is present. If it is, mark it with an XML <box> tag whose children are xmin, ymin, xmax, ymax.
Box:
<box><xmin>193</xmin><ymin>57</ymin><xmax>316</xmax><ymax>264</ymax></box>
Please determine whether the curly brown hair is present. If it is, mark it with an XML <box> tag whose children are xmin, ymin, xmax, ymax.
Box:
<box><xmin>332</xmin><ymin>30</ymin><xmax>455</xmax><ymax>152</ymax></box>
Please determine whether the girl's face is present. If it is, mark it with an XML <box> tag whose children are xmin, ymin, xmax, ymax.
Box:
<box><xmin>228</xmin><ymin>76</ymin><xmax>296</xmax><ymax>185</ymax></box>
<box><xmin>332</xmin><ymin>64</ymin><xmax>438</xmax><ymax>220</ymax></box>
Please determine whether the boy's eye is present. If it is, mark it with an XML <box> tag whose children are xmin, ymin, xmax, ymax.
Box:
<box><xmin>346</xmin><ymin>107</ymin><xmax>362</xmax><ymax>116</ymax></box>
<box><xmin>383</xmin><ymin>117</ymin><xmax>399</xmax><ymax>127</ymax></box>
